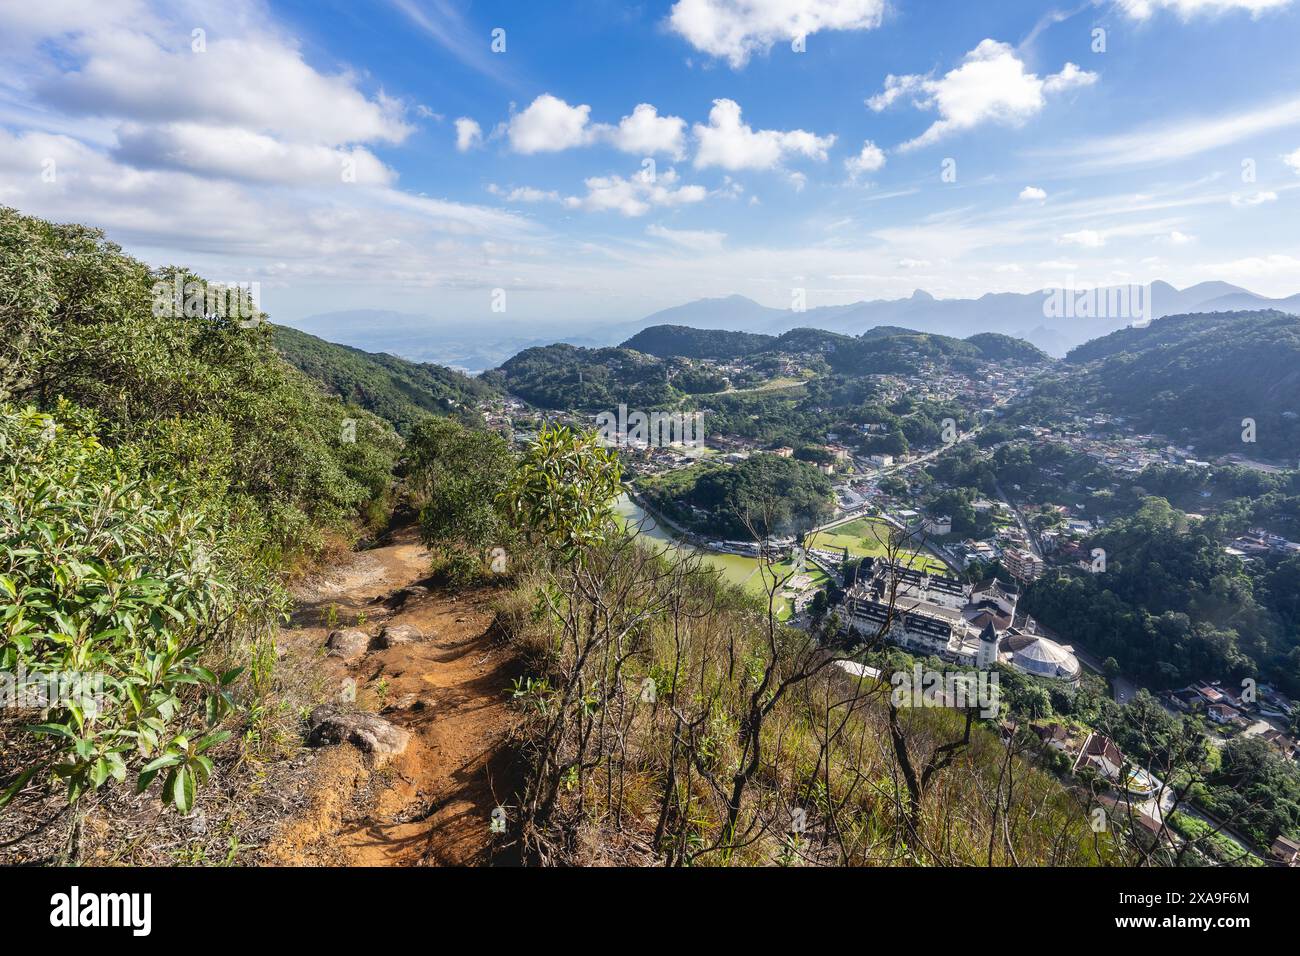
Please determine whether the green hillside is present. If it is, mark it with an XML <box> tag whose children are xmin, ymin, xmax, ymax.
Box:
<box><xmin>826</xmin><ymin>330</ymin><xmax>982</xmax><ymax>374</ymax></box>
<box><xmin>272</xmin><ymin>324</ymin><xmax>497</xmax><ymax>434</ymax></box>
<box><xmin>966</xmin><ymin>332</ymin><xmax>1052</xmax><ymax>364</ymax></box>
<box><xmin>1063</xmin><ymin>310</ymin><xmax>1300</xmax><ymax>457</ymax></box>
<box><xmin>619</xmin><ymin>324</ymin><xmax>774</xmax><ymax>359</ymax></box>
<box><xmin>483</xmin><ymin>343</ymin><xmax>676</xmax><ymax>411</ymax></box>
<box><xmin>0</xmin><ymin>205</ymin><xmax>400</xmax><ymax>829</ymax></box>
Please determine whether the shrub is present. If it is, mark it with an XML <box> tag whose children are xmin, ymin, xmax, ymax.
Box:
<box><xmin>0</xmin><ymin>405</ymin><xmax>284</xmax><ymax>820</ymax></box>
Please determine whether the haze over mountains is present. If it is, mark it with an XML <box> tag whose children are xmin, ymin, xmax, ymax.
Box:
<box><xmin>286</xmin><ymin>281</ymin><xmax>1300</xmax><ymax>373</ymax></box>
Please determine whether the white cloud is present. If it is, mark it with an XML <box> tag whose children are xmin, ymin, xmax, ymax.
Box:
<box><xmin>1284</xmin><ymin>147</ymin><xmax>1300</xmax><ymax>173</ymax></box>
<box><xmin>1231</xmin><ymin>190</ymin><xmax>1278</xmax><ymax>206</ymax></box>
<box><xmin>0</xmin><ymin>0</ymin><xmax>150</xmax><ymax>43</ymax></box>
<box><xmin>1060</xmin><ymin>229</ymin><xmax>1106</xmax><ymax>247</ymax></box>
<box><xmin>565</xmin><ymin>167</ymin><xmax>707</xmax><ymax>216</ymax></box>
<box><xmin>1019</xmin><ymin>185</ymin><xmax>1048</xmax><ymax>201</ymax></box>
<box><xmin>112</xmin><ymin>122</ymin><xmax>394</xmax><ymax>185</ymax></box>
<box><xmin>508</xmin><ymin>94</ymin><xmax>597</xmax><ymax>154</ymax></box>
<box><xmin>845</xmin><ymin>140</ymin><xmax>886</xmax><ymax>179</ymax></box>
<box><xmin>454</xmin><ymin>118</ymin><xmax>483</xmax><ymax>152</ymax></box>
<box><xmin>646</xmin><ymin>224</ymin><xmax>726</xmax><ymax>251</ymax></box>
<box><xmin>0</xmin><ymin>1</ymin><xmax>411</xmax><ymax>190</ymax></box>
<box><xmin>0</xmin><ymin>127</ymin><xmax>532</xmax><ymax>267</ymax></box>
<box><xmin>1042</xmin><ymin>62</ymin><xmax>1094</xmax><ymax>95</ymax></box>
<box><xmin>1169</xmin><ymin>230</ymin><xmax>1196</xmax><ymax>244</ymax></box>
<box><xmin>39</xmin><ymin>34</ymin><xmax>411</xmax><ymax>147</ymax></box>
<box><xmin>693</xmin><ymin>98</ymin><xmax>834</xmax><ymax>170</ymax></box>
<box><xmin>666</xmin><ymin>0</ymin><xmax>886</xmax><ymax>68</ymax></box>
<box><xmin>1117</xmin><ymin>0</ymin><xmax>1292</xmax><ymax>20</ymax></box>
<box><xmin>867</xmin><ymin>39</ymin><xmax>1097</xmax><ymax>151</ymax></box>
<box><xmin>0</xmin><ymin>1</ymin><xmax>541</xmax><ymax>307</ymax></box>
<box><xmin>488</xmin><ymin>184</ymin><xmax>561</xmax><ymax>203</ymax></box>
<box><xmin>504</xmin><ymin>98</ymin><xmax>688</xmax><ymax>157</ymax></box>
<box><xmin>611</xmin><ymin>104</ymin><xmax>687</xmax><ymax>159</ymax></box>
<box><xmin>1035</xmin><ymin>94</ymin><xmax>1300</xmax><ymax>171</ymax></box>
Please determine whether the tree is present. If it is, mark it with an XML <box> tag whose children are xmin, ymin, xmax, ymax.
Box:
<box><xmin>691</xmin><ymin>453</ymin><xmax>834</xmax><ymax>537</ymax></box>
<box><xmin>879</xmin><ymin>475</ymin><xmax>909</xmax><ymax>497</ymax></box>
<box><xmin>0</xmin><ymin>206</ymin><xmax>400</xmax><ymax>558</ymax></box>
<box><xmin>0</xmin><ymin>406</ymin><xmax>279</xmax><ymax>858</ymax></box>
<box><xmin>1010</xmin><ymin>684</ymin><xmax>1052</xmax><ymax>720</ymax></box>
<box><xmin>503</xmin><ymin>423</ymin><xmax>623</xmax><ymax>562</ymax></box>
<box><xmin>810</xmin><ymin>588</ymin><xmax>828</xmax><ymax>626</ymax></box>
<box><xmin>406</xmin><ymin>416</ymin><xmax>516</xmax><ymax>576</ymax></box>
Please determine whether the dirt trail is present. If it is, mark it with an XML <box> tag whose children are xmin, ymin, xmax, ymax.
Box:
<box><xmin>264</xmin><ymin>527</ymin><xmax>523</xmax><ymax>866</ymax></box>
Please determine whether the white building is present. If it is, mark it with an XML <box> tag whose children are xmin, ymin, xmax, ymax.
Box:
<box><xmin>922</xmin><ymin>514</ymin><xmax>952</xmax><ymax>536</ymax></box>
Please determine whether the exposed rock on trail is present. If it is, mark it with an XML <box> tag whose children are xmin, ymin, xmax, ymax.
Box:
<box><xmin>308</xmin><ymin>706</ymin><xmax>412</xmax><ymax>758</ymax></box>
<box><xmin>374</xmin><ymin>623</ymin><xmax>423</xmax><ymax>648</ymax></box>
<box><xmin>326</xmin><ymin>628</ymin><xmax>370</xmax><ymax>660</ymax></box>
<box><xmin>263</xmin><ymin>526</ymin><xmax>524</xmax><ymax>867</ymax></box>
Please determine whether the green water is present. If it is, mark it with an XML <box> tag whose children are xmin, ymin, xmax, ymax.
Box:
<box><xmin>613</xmin><ymin>495</ymin><xmax>806</xmax><ymax>616</ymax></box>
<box><xmin>614</xmin><ymin>494</ymin><xmax>760</xmax><ymax>587</ymax></box>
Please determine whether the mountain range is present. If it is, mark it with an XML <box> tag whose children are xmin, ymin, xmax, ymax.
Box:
<box><xmin>629</xmin><ymin>282</ymin><xmax>1300</xmax><ymax>359</ymax></box>
<box><xmin>283</xmin><ymin>281</ymin><xmax>1300</xmax><ymax>372</ymax></box>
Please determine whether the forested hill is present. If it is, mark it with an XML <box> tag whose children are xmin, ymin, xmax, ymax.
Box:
<box><xmin>272</xmin><ymin>324</ymin><xmax>497</xmax><ymax>434</ymax></box>
<box><xmin>619</xmin><ymin>324</ymin><xmax>774</xmax><ymax>359</ymax></box>
<box><xmin>482</xmin><ymin>343</ymin><xmax>676</xmax><ymax>410</ymax></box>
<box><xmin>964</xmin><ymin>332</ymin><xmax>1052</xmax><ymax>364</ymax></box>
<box><xmin>1058</xmin><ymin>310</ymin><xmax>1300</xmax><ymax>457</ymax></box>
<box><xmin>824</xmin><ymin>329</ymin><xmax>1039</xmax><ymax>374</ymax></box>
<box><xmin>619</xmin><ymin>322</ymin><xmax>1050</xmax><ymax>370</ymax></box>
<box><xmin>495</xmin><ymin>324</ymin><xmax>1051</xmax><ymax>412</ymax></box>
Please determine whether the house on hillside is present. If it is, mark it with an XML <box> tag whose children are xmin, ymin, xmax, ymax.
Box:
<box><xmin>1270</xmin><ymin>835</ymin><xmax>1300</xmax><ymax>867</ymax></box>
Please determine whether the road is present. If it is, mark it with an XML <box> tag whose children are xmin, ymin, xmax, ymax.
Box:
<box><xmin>992</xmin><ymin>477</ymin><xmax>1043</xmax><ymax>560</ymax></box>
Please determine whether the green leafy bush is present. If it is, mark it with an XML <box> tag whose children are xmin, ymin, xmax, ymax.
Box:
<box><xmin>0</xmin><ymin>405</ymin><xmax>283</xmax><ymax>813</ymax></box>
<box><xmin>0</xmin><ymin>205</ymin><xmax>401</xmax><ymax>559</ymax></box>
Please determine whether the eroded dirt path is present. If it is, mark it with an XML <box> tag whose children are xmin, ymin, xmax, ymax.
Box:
<box><xmin>264</xmin><ymin>527</ymin><xmax>523</xmax><ymax>866</ymax></box>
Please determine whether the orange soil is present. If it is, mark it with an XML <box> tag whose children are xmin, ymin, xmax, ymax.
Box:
<box><xmin>264</xmin><ymin>527</ymin><xmax>523</xmax><ymax>866</ymax></box>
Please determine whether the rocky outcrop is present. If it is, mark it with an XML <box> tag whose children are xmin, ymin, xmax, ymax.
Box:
<box><xmin>373</xmin><ymin>623</ymin><xmax>423</xmax><ymax>648</ymax></box>
<box><xmin>307</xmin><ymin>706</ymin><xmax>411</xmax><ymax>757</ymax></box>
<box><xmin>326</xmin><ymin>628</ymin><xmax>370</xmax><ymax>660</ymax></box>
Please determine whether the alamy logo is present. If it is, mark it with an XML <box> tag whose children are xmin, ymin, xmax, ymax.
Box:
<box><xmin>150</xmin><ymin>277</ymin><xmax>263</xmax><ymax>327</ymax></box>
<box><xmin>1042</xmin><ymin>281</ymin><xmax>1152</xmax><ymax>328</ymax></box>
<box><xmin>49</xmin><ymin>886</ymin><xmax>152</xmax><ymax>936</ymax></box>
<box><xmin>891</xmin><ymin>665</ymin><xmax>1000</xmax><ymax>719</ymax></box>
<box><xmin>1</xmin><ymin>666</ymin><xmax>104</xmax><ymax>712</ymax></box>
<box><xmin>595</xmin><ymin>404</ymin><xmax>704</xmax><ymax>450</ymax></box>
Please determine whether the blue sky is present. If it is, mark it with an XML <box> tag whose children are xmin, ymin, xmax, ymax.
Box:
<box><xmin>2</xmin><ymin>0</ymin><xmax>1299</xmax><ymax>330</ymax></box>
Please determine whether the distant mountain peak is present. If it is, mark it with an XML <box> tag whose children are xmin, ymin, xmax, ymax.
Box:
<box><xmin>1176</xmin><ymin>280</ymin><xmax>1249</xmax><ymax>297</ymax></box>
<box><xmin>909</xmin><ymin>289</ymin><xmax>934</xmax><ymax>302</ymax></box>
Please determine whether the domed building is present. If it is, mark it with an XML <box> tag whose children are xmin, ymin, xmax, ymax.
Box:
<box><xmin>1001</xmin><ymin>624</ymin><xmax>1081</xmax><ymax>683</ymax></box>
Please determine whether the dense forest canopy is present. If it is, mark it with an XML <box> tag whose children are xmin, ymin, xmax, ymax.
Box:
<box><xmin>482</xmin><ymin>343</ymin><xmax>677</xmax><ymax>411</ymax></box>
<box><xmin>1023</xmin><ymin>497</ymin><xmax>1300</xmax><ymax>695</ymax></box>
<box><xmin>272</xmin><ymin>325</ymin><xmax>497</xmax><ymax>435</ymax></box>
<box><xmin>964</xmin><ymin>332</ymin><xmax>1051</xmax><ymax>364</ymax></box>
<box><xmin>619</xmin><ymin>324</ymin><xmax>774</xmax><ymax>359</ymax></box>
<box><xmin>1041</xmin><ymin>310</ymin><xmax>1300</xmax><ymax>458</ymax></box>
<box><xmin>639</xmin><ymin>453</ymin><xmax>835</xmax><ymax>538</ymax></box>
